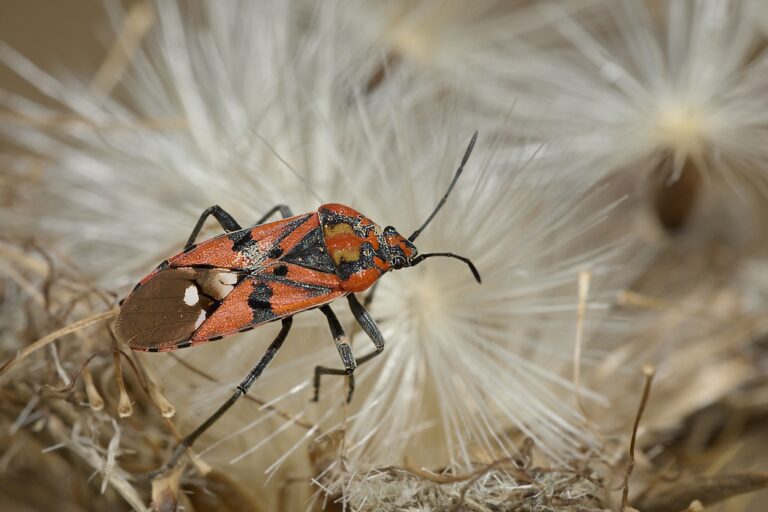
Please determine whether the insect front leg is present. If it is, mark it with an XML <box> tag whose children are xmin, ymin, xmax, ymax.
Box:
<box><xmin>347</xmin><ymin>293</ymin><xmax>385</xmax><ymax>366</ymax></box>
<box><xmin>155</xmin><ymin>317</ymin><xmax>293</xmax><ymax>475</ymax></box>
<box><xmin>311</xmin><ymin>296</ymin><xmax>386</xmax><ymax>403</ymax></box>
<box><xmin>313</xmin><ymin>305</ymin><xmax>357</xmax><ymax>403</ymax></box>
<box><xmin>185</xmin><ymin>205</ymin><xmax>244</xmax><ymax>250</ymax></box>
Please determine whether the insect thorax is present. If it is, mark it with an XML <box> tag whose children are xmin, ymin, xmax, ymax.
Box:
<box><xmin>317</xmin><ymin>204</ymin><xmax>391</xmax><ymax>292</ymax></box>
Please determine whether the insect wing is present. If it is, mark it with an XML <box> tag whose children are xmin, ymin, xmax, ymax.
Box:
<box><xmin>117</xmin><ymin>209</ymin><xmax>347</xmax><ymax>350</ymax></box>
<box><xmin>191</xmin><ymin>263</ymin><xmax>345</xmax><ymax>341</ymax></box>
<box><xmin>114</xmin><ymin>267</ymin><xmax>243</xmax><ymax>352</ymax></box>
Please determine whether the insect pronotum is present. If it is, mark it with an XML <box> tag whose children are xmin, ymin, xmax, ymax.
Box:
<box><xmin>114</xmin><ymin>132</ymin><xmax>481</xmax><ymax>474</ymax></box>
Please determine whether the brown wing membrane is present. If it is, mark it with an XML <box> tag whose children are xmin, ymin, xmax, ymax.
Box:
<box><xmin>114</xmin><ymin>267</ymin><xmax>241</xmax><ymax>352</ymax></box>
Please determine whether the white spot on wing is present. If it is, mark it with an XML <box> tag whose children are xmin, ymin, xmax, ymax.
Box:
<box><xmin>198</xmin><ymin>270</ymin><xmax>238</xmax><ymax>300</ymax></box>
<box><xmin>184</xmin><ymin>285</ymin><xmax>199</xmax><ymax>306</ymax></box>
<box><xmin>194</xmin><ymin>310</ymin><xmax>206</xmax><ymax>329</ymax></box>
<box><xmin>219</xmin><ymin>273</ymin><xmax>237</xmax><ymax>285</ymax></box>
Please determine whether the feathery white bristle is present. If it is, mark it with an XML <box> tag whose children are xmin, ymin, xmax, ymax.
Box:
<box><xmin>493</xmin><ymin>0</ymin><xmax>768</xmax><ymax>189</ymax></box>
<box><xmin>0</xmin><ymin>0</ymin><xmax>643</xmax><ymax>505</ymax></box>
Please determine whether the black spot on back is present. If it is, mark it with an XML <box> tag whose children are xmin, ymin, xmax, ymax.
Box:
<box><xmin>248</xmin><ymin>282</ymin><xmax>273</xmax><ymax>310</ymax></box>
<box><xmin>268</xmin><ymin>246</ymin><xmax>283</xmax><ymax>258</ymax></box>
<box><xmin>176</xmin><ymin>341</ymin><xmax>192</xmax><ymax>349</ymax></box>
<box><xmin>336</xmin><ymin>242</ymin><xmax>378</xmax><ymax>281</ymax></box>
<box><xmin>248</xmin><ymin>281</ymin><xmax>276</xmax><ymax>324</ymax></box>
<box><xmin>229</xmin><ymin>229</ymin><xmax>253</xmax><ymax>252</ymax></box>
<box><xmin>273</xmin><ymin>265</ymin><xmax>289</xmax><ymax>276</ymax></box>
<box><xmin>282</xmin><ymin>227</ymin><xmax>336</xmax><ymax>274</ymax></box>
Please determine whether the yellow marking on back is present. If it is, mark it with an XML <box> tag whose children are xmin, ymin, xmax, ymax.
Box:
<box><xmin>324</xmin><ymin>223</ymin><xmax>355</xmax><ymax>237</ymax></box>
<box><xmin>330</xmin><ymin>247</ymin><xmax>361</xmax><ymax>265</ymax></box>
<box><xmin>324</xmin><ymin>223</ymin><xmax>362</xmax><ymax>265</ymax></box>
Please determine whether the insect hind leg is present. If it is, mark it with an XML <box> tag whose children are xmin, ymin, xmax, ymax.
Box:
<box><xmin>185</xmin><ymin>205</ymin><xmax>243</xmax><ymax>250</ymax></box>
<box><xmin>151</xmin><ymin>316</ymin><xmax>293</xmax><ymax>476</ymax></box>
<box><xmin>256</xmin><ymin>204</ymin><xmax>294</xmax><ymax>224</ymax></box>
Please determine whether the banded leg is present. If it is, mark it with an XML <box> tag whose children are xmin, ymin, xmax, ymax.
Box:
<box><xmin>347</xmin><ymin>294</ymin><xmax>385</xmax><ymax>366</ymax></box>
<box><xmin>313</xmin><ymin>305</ymin><xmax>357</xmax><ymax>402</ymax></box>
<box><xmin>311</xmin><ymin>295</ymin><xmax>386</xmax><ymax>402</ymax></box>
<box><xmin>185</xmin><ymin>205</ymin><xmax>243</xmax><ymax>250</ymax></box>
<box><xmin>155</xmin><ymin>317</ymin><xmax>293</xmax><ymax>475</ymax></box>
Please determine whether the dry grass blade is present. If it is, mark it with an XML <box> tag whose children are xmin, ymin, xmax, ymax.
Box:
<box><xmin>573</xmin><ymin>269</ymin><xmax>591</xmax><ymax>415</ymax></box>
<box><xmin>90</xmin><ymin>0</ymin><xmax>155</xmax><ymax>95</ymax></box>
<box><xmin>0</xmin><ymin>308</ymin><xmax>119</xmax><ymax>374</ymax></box>
<box><xmin>623</xmin><ymin>365</ymin><xmax>656</xmax><ymax>509</ymax></box>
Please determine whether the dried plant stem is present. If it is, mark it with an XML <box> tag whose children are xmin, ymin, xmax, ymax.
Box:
<box><xmin>0</xmin><ymin>244</ymin><xmax>50</xmax><ymax>276</ymax></box>
<box><xmin>397</xmin><ymin>456</ymin><xmax>528</xmax><ymax>487</ymax></box>
<box><xmin>573</xmin><ymin>269</ymin><xmax>591</xmax><ymax>415</ymax></box>
<box><xmin>449</xmin><ymin>458</ymin><xmax>534</xmax><ymax>512</ymax></box>
<box><xmin>617</xmin><ymin>290</ymin><xmax>670</xmax><ymax>311</ymax></box>
<box><xmin>39</xmin><ymin>350</ymin><xmax>106</xmax><ymax>397</ymax></box>
<box><xmin>0</xmin><ymin>308</ymin><xmax>119</xmax><ymax>374</ymax></box>
<box><xmin>636</xmin><ymin>473</ymin><xmax>768</xmax><ymax>511</ymax></box>
<box><xmin>113</xmin><ymin>349</ymin><xmax>133</xmax><ymax>418</ymax></box>
<box><xmin>90</xmin><ymin>0</ymin><xmax>155</xmax><ymax>95</ymax></box>
<box><xmin>127</xmin><ymin>354</ymin><xmax>216</xmax><ymax>476</ymax></box>
<box><xmin>46</xmin><ymin>415</ymin><xmax>148</xmax><ymax>512</ymax></box>
<box><xmin>622</xmin><ymin>365</ymin><xmax>656</xmax><ymax>509</ymax></box>
<box><xmin>136</xmin><ymin>355</ymin><xmax>175</xmax><ymax>419</ymax></box>
<box><xmin>3</xmin><ymin>262</ymin><xmax>47</xmax><ymax>308</ymax></box>
<box><xmin>82</xmin><ymin>365</ymin><xmax>105</xmax><ymax>411</ymax></box>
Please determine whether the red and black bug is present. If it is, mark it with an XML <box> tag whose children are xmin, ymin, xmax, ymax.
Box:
<box><xmin>114</xmin><ymin>132</ymin><xmax>481</xmax><ymax>472</ymax></box>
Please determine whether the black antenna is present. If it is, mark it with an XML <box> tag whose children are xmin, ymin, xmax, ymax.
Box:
<box><xmin>411</xmin><ymin>252</ymin><xmax>482</xmax><ymax>283</ymax></box>
<box><xmin>408</xmin><ymin>131</ymin><xmax>478</xmax><ymax>242</ymax></box>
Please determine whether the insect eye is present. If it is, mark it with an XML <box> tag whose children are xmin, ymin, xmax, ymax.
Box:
<box><xmin>383</xmin><ymin>226</ymin><xmax>397</xmax><ymax>235</ymax></box>
<box><xmin>392</xmin><ymin>256</ymin><xmax>406</xmax><ymax>269</ymax></box>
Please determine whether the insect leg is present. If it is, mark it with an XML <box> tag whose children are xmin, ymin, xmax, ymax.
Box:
<box><xmin>347</xmin><ymin>293</ymin><xmax>385</xmax><ymax>366</ymax></box>
<box><xmin>313</xmin><ymin>305</ymin><xmax>357</xmax><ymax>402</ymax></box>
<box><xmin>255</xmin><ymin>204</ymin><xmax>294</xmax><ymax>224</ymax></box>
<box><xmin>157</xmin><ymin>317</ymin><xmax>293</xmax><ymax>473</ymax></box>
<box><xmin>185</xmin><ymin>205</ymin><xmax>243</xmax><ymax>250</ymax></box>
<box><xmin>311</xmin><ymin>296</ymin><xmax>386</xmax><ymax>402</ymax></box>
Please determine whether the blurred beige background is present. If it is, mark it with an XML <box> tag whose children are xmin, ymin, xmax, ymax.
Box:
<box><xmin>0</xmin><ymin>1</ymin><xmax>112</xmax><ymax>99</ymax></box>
